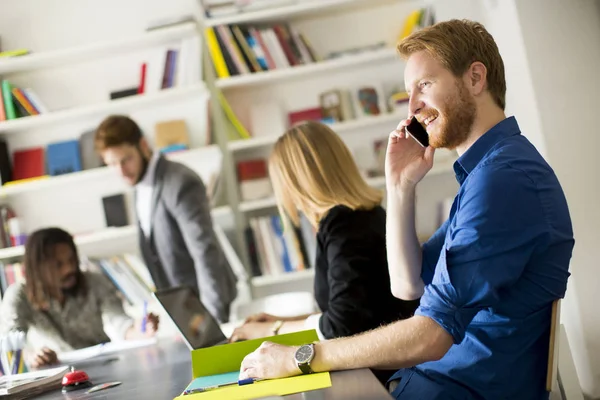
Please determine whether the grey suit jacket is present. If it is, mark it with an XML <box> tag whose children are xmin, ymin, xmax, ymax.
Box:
<box><xmin>139</xmin><ymin>155</ymin><xmax>237</xmax><ymax>323</ymax></box>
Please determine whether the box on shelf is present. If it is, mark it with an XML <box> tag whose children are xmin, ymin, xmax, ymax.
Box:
<box><xmin>236</xmin><ymin>159</ymin><xmax>272</xmax><ymax>201</ymax></box>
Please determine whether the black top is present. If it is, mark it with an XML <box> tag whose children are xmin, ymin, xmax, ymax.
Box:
<box><xmin>314</xmin><ymin>205</ymin><xmax>420</xmax><ymax>339</ymax></box>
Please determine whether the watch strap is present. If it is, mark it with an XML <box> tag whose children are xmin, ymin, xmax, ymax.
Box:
<box><xmin>298</xmin><ymin>362</ymin><xmax>314</xmax><ymax>374</ymax></box>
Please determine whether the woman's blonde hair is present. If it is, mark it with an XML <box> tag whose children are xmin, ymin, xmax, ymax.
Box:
<box><xmin>269</xmin><ymin>121</ymin><xmax>383</xmax><ymax>228</ymax></box>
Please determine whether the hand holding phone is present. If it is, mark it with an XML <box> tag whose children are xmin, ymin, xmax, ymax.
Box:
<box><xmin>405</xmin><ymin>116</ymin><xmax>429</xmax><ymax>147</ymax></box>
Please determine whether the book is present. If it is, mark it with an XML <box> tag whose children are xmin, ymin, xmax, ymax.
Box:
<box><xmin>102</xmin><ymin>194</ymin><xmax>129</xmax><ymax>228</ymax></box>
<box><xmin>154</xmin><ymin>119</ymin><xmax>190</xmax><ymax>150</ymax></box>
<box><xmin>0</xmin><ymin>366</ymin><xmax>68</xmax><ymax>398</ymax></box>
<box><xmin>12</xmin><ymin>148</ymin><xmax>45</xmax><ymax>181</ymax></box>
<box><xmin>46</xmin><ymin>140</ymin><xmax>82</xmax><ymax>176</ymax></box>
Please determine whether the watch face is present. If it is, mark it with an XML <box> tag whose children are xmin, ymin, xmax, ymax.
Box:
<box><xmin>295</xmin><ymin>345</ymin><xmax>313</xmax><ymax>363</ymax></box>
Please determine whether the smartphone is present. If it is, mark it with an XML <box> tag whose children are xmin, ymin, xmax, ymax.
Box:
<box><xmin>405</xmin><ymin>116</ymin><xmax>429</xmax><ymax>147</ymax></box>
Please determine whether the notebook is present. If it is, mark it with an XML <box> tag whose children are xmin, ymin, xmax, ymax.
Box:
<box><xmin>0</xmin><ymin>365</ymin><xmax>68</xmax><ymax>398</ymax></box>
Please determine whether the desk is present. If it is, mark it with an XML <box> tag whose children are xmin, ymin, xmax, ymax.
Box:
<box><xmin>35</xmin><ymin>339</ymin><xmax>392</xmax><ymax>399</ymax></box>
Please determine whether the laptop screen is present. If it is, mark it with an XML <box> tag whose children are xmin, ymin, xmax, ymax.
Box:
<box><xmin>153</xmin><ymin>286</ymin><xmax>227</xmax><ymax>350</ymax></box>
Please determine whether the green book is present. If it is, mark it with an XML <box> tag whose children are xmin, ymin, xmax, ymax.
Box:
<box><xmin>1</xmin><ymin>81</ymin><xmax>16</xmax><ymax>120</ymax></box>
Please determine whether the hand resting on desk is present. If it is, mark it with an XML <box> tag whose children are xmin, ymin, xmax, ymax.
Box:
<box><xmin>28</xmin><ymin>347</ymin><xmax>58</xmax><ymax>369</ymax></box>
<box><xmin>239</xmin><ymin>341</ymin><xmax>300</xmax><ymax>380</ymax></box>
<box><xmin>230</xmin><ymin>322</ymin><xmax>275</xmax><ymax>342</ymax></box>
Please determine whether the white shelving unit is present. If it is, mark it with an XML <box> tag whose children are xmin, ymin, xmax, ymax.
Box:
<box><xmin>0</xmin><ymin>22</ymin><xmax>198</xmax><ymax>75</ymax></box>
<box><xmin>228</xmin><ymin>108</ymin><xmax>406</xmax><ymax>152</ymax></box>
<box><xmin>0</xmin><ymin>84</ymin><xmax>207</xmax><ymax>134</ymax></box>
<box><xmin>203</xmin><ymin>0</ymin><xmax>397</xmax><ymax>27</ymax></box>
<box><xmin>198</xmin><ymin>0</ymin><xmax>459</xmax><ymax>295</ymax></box>
<box><xmin>215</xmin><ymin>47</ymin><xmax>398</xmax><ymax>90</ymax></box>
<box><xmin>0</xmin><ymin>205</ymin><xmax>232</xmax><ymax>261</ymax></box>
<box><xmin>237</xmin><ymin>158</ymin><xmax>456</xmax><ymax>213</ymax></box>
<box><xmin>0</xmin><ymin>9</ymin><xmax>228</xmax><ymax>279</ymax></box>
<box><xmin>251</xmin><ymin>268</ymin><xmax>314</xmax><ymax>287</ymax></box>
<box><xmin>0</xmin><ymin>145</ymin><xmax>220</xmax><ymax>197</ymax></box>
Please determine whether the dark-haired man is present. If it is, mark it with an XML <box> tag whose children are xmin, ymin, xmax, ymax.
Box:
<box><xmin>0</xmin><ymin>227</ymin><xmax>159</xmax><ymax>368</ymax></box>
<box><xmin>94</xmin><ymin>115</ymin><xmax>237</xmax><ymax>323</ymax></box>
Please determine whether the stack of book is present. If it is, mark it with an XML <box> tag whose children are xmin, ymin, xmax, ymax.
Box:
<box><xmin>84</xmin><ymin>253</ymin><xmax>155</xmax><ymax>306</ymax></box>
<box><xmin>245</xmin><ymin>214</ymin><xmax>316</xmax><ymax>278</ymax></box>
<box><xmin>0</xmin><ymin>80</ymin><xmax>47</xmax><ymax>122</ymax></box>
<box><xmin>205</xmin><ymin>22</ymin><xmax>318</xmax><ymax>78</ymax></box>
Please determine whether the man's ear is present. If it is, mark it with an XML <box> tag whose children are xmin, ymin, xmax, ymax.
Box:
<box><xmin>139</xmin><ymin>137</ymin><xmax>152</xmax><ymax>158</ymax></box>
<box><xmin>466</xmin><ymin>61</ymin><xmax>487</xmax><ymax>96</ymax></box>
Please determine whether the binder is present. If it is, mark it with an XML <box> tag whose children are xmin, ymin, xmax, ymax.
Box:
<box><xmin>174</xmin><ymin>330</ymin><xmax>331</xmax><ymax>399</ymax></box>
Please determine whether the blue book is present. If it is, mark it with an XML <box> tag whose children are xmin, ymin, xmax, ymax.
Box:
<box><xmin>46</xmin><ymin>140</ymin><xmax>82</xmax><ymax>176</ymax></box>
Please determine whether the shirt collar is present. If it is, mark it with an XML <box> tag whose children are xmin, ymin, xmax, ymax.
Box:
<box><xmin>453</xmin><ymin>116</ymin><xmax>521</xmax><ymax>181</ymax></box>
<box><xmin>136</xmin><ymin>151</ymin><xmax>161</xmax><ymax>188</ymax></box>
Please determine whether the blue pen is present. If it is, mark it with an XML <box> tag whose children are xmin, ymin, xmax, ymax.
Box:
<box><xmin>238</xmin><ymin>378</ymin><xmax>262</xmax><ymax>386</ymax></box>
<box><xmin>141</xmin><ymin>300</ymin><xmax>148</xmax><ymax>333</ymax></box>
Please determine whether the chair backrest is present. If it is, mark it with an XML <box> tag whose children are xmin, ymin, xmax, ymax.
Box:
<box><xmin>547</xmin><ymin>299</ymin><xmax>561</xmax><ymax>392</ymax></box>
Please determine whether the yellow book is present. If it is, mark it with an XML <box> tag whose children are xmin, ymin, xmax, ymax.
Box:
<box><xmin>3</xmin><ymin>175</ymin><xmax>49</xmax><ymax>186</ymax></box>
<box><xmin>398</xmin><ymin>9</ymin><xmax>424</xmax><ymax>40</ymax></box>
<box><xmin>217</xmin><ymin>91</ymin><xmax>251</xmax><ymax>139</ymax></box>
<box><xmin>204</xmin><ymin>27</ymin><xmax>230</xmax><ymax>79</ymax></box>
<box><xmin>0</xmin><ymin>49</ymin><xmax>29</xmax><ymax>58</ymax></box>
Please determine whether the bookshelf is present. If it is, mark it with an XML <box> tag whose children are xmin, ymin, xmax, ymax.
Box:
<box><xmin>0</xmin><ymin>205</ymin><xmax>232</xmax><ymax>262</ymax></box>
<box><xmin>228</xmin><ymin>106</ymin><xmax>407</xmax><ymax>152</ymax></box>
<box><xmin>251</xmin><ymin>268</ymin><xmax>314</xmax><ymax>287</ymax></box>
<box><xmin>0</xmin><ymin>5</ymin><xmax>234</xmax><ymax>298</ymax></box>
<box><xmin>236</xmin><ymin>157</ymin><xmax>457</xmax><ymax>214</ymax></box>
<box><xmin>215</xmin><ymin>47</ymin><xmax>398</xmax><ymax>90</ymax></box>
<box><xmin>198</xmin><ymin>0</ymin><xmax>460</xmax><ymax>296</ymax></box>
<box><xmin>0</xmin><ymin>22</ymin><xmax>198</xmax><ymax>75</ymax></box>
<box><xmin>0</xmin><ymin>84</ymin><xmax>207</xmax><ymax>134</ymax></box>
<box><xmin>0</xmin><ymin>145</ymin><xmax>220</xmax><ymax>197</ymax></box>
<box><xmin>203</xmin><ymin>0</ymin><xmax>398</xmax><ymax>27</ymax></box>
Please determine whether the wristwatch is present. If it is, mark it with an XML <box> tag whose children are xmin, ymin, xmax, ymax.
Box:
<box><xmin>294</xmin><ymin>344</ymin><xmax>315</xmax><ymax>374</ymax></box>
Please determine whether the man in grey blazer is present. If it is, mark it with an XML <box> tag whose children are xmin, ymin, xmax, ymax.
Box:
<box><xmin>94</xmin><ymin>115</ymin><xmax>237</xmax><ymax>323</ymax></box>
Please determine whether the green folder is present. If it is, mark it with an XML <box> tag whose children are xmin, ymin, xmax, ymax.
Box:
<box><xmin>175</xmin><ymin>330</ymin><xmax>332</xmax><ymax>400</ymax></box>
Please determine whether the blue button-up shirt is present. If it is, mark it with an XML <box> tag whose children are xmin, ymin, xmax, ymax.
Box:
<box><xmin>389</xmin><ymin>117</ymin><xmax>574</xmax><ymax>400</ymax></box>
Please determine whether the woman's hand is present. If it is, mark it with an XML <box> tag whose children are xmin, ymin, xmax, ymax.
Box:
<box><xmin>244</xmin><ymin>313</ymin><xmax>280</xmax><ymax>324</ymax></box>
<box><xmin>230</xmin><ymin>322</ymin><xmax>274</xmax><ymax>342</ymax></box>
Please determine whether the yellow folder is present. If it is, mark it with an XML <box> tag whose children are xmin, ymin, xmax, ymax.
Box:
<box><xmin>174</xmin><ymin>330</ymin><xmax>331</xmax><ymax>400</ymax></box>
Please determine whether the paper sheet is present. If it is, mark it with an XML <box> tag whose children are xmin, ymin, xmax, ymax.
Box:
<box><xmin>57</xmin><ymin>338</ymin><xmax>157</xmax><ymax>364</ymax></box>
<box><xmin>178</xmin><ymin>372</ymin><xmax>331</xmax><ymax>399</ymax></box>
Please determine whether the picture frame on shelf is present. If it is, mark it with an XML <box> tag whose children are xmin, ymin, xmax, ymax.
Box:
<box><xmin>349</xmin><ymin>81</ymin><xmax>387</xmax><ymax>119</ymax></box>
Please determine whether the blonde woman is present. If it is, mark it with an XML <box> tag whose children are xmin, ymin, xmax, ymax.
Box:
<box><xmin>231</xmin><ymin>121</ymin><xmax>419</xmax><ymax>343</ymax></box>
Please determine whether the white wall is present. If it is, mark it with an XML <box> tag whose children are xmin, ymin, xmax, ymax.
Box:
<box><xmin>434</xmin><ymin>0</ymin><xmax>599</xmax><ymax>396</ymax></box>
<box><xmin>457</xmin><ymin>0</ymin><xmax>599</xmax><ymax>397</ymax></box>
<box><xmin>510</xmin><ymin>1</ymin><xmax>600</xmax><ymax>397</ymax></box>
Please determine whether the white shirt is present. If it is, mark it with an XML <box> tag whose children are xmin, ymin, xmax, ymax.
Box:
<box><xmin>135</xmin><ymin>152</ymin><xmax>160</xmax><ymax>238</ymax></box>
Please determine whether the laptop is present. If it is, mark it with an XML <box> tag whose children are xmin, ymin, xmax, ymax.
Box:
<box><xmin>152</xmin><ymin>286</ymin><xmax>229</xmax><ymax>351</ymax></box>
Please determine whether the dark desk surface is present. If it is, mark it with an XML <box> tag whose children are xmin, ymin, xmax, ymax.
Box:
<box><xmin>35</xmin><ymin>339</ymin><xmax>392</xmax><ymax>399</ymax></box>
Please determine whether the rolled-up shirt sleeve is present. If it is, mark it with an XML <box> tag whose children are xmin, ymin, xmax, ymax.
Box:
<box><xmin>416</xmin><ymin>165</ymin><xmax>550</xmax><ymax>344</ymax></box>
